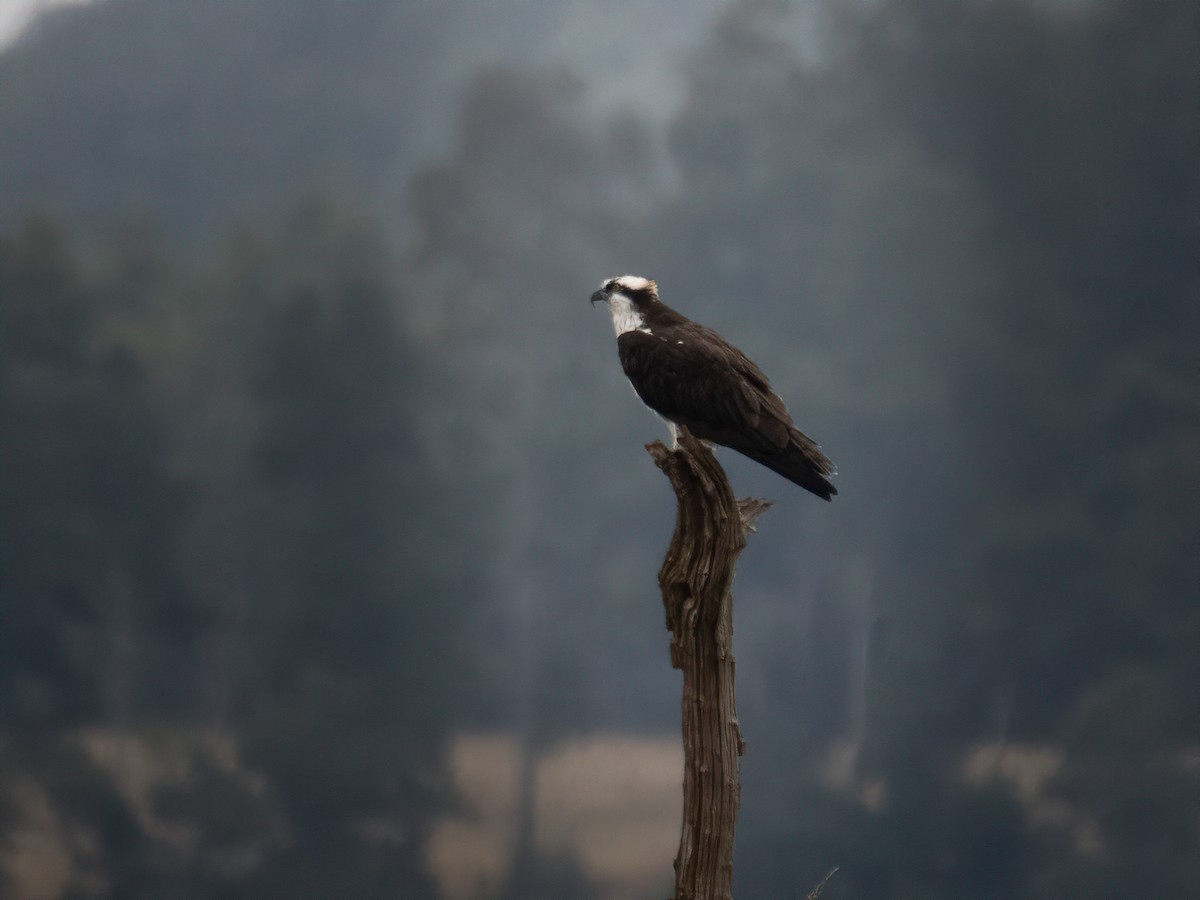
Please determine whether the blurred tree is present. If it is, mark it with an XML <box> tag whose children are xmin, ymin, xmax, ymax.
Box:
<box><xmin>0</xmin><ymin>215</ymin><xmax>198</xmax><ymax>726</ymax></box>
<box><xmin>0</xmin><ymin>217</ymin><xmax>249</xmax><ymax>898</ymax></box>
<box><xmin>0</xmin><ymin>204</ymin><xmax>474</xmax><ymax>897</ymax></box>
<box><xmin>229</xmin><ymin>201</ymin><xmax>455</xmax><ymax>896</ymax></box>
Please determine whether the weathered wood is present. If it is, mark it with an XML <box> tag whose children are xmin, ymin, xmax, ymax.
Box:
<box><xmin>647</xmin><ymin>428</ymin><xmax>771</xmax><ymax>900</ymax></box>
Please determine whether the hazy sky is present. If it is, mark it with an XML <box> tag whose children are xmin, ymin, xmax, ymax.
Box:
<box><xmin>0</xmin><ymin>0</ymin><xmax>87</xmax><ymax>47</ymax></box>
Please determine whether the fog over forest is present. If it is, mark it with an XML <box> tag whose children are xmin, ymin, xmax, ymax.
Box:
<box><xmin>1</xmin><ymin>1</ymin><xmax>1197</xmax><ymax>897</ymax></box>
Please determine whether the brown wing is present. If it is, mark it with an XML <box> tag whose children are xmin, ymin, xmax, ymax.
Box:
<box><xmin>617</xmin><ymin>327</ymin><xmax>791</xmax><ymax>449</ymax></box>
<box><xmin>616</xmin><ymin>327</ymin><xmax>837</xmax><ymax>499</ymax></box>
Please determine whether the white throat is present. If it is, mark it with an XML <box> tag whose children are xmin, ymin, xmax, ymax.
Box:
<box><xmin>607</xmin><ymin>292</ymin><xmax>651</xmax><ymax>337</ymax></box>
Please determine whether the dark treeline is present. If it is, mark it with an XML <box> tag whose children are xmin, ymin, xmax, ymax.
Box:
<box><xmin>1</xmin><ymin>1</ymin><xmax>1197</xmax><ymax>897</ymax></box>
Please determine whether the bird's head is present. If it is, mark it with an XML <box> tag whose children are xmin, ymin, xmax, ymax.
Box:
<box><xmin>591</xmin><ymin>275</ymin><xmax>659</xmax><ymax>336</ymax></box>
<box><xmin>590</xmin><ymin>274</ymin><xmax>659</xmax><ymax>307</ymax></box>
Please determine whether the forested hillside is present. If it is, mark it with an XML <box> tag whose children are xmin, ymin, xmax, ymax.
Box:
<box><xmin>2</xmin><ymin>1</ymin><xmax>1196</xmax><ymax>897</ymax></box>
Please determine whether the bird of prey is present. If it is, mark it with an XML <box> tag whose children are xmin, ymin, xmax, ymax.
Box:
<box><xmin>591</xmin><ymin>275</ymin><xmax>837</xmax><ymax>501</ymax></box>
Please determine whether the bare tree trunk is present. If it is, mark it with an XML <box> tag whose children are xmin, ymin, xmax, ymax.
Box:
<box><xmin>647</xmin><ymin>428</ymin><xmax>771</xmax><ymax>900</ymax></box>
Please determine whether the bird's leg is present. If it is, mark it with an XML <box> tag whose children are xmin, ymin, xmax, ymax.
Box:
<box><xmin>652</xmin><ymin>412</ymin><xmax>681</xmax><ymax>448</ymax></box>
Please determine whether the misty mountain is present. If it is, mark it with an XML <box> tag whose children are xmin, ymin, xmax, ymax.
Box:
<box><xmin>0</xmin><ymin>0</ymin><xmax>720</xmax><ymax>244</ymax></box>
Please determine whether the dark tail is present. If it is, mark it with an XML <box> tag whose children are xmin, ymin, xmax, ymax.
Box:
<box><xmin>741</xmin><ymin>430</ymin><xmax>838</xmax><ymax>501</ymax></box>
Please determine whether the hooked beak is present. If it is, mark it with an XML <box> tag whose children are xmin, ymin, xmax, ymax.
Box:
<box><xmin>590</xmin><ymin>289</ymin><xmax>609</xmax><ymax>306</ymax></box>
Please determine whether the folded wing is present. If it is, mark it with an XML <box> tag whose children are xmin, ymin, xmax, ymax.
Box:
<box><xmin>617</xmin><ymin>328</ymin><xmax>837</xmax><ymax>500</ymax></box>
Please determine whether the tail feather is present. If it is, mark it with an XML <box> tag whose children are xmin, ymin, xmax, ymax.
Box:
<box><xmin>677</xmin><ymin>418</ymin><xmax>838</xmax><ymax>500</ymax></box>
<box><xmin>740</xmin><ymin>432</ymin><xmax>837</xmax><ymax>501</ymax></box>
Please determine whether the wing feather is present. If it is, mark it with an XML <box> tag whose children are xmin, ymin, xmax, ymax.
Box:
<box><xmin>617</xmin><ymin>328</ymin><xmax>793</xmax><ymax>450</ymax></box>
<box><xmin>614</xmin><ymin>326</ymin><xmax>840</xmax><ymax>501</ymax></box>
<box><xmin>611</xmin><ymin>311</ymin><xmax>836</xmax><ymax>499</ymax></box>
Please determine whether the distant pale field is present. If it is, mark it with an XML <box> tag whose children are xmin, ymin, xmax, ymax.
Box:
<box><xmin>3</xmin><ymin>727</ymin><xmax>1122</xmax><ymax>899</ymax></box>
<box><xmin>427</xmin><ymin>734</ymin><xmax>682</xmax><ymax>899</ymax></box>
<box><xmin>1</xmin><ymin>729</ymin><xmax>683</xmax><ymax>900</ymax></box>
<box><xmin>424</xmin><ymin>735</ymin><xmax>1113</xmax><ymax>897</ymax></box>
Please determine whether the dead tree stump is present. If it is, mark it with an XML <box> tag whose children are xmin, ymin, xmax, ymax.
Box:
<box><xmin>647</xmin><ymin>428</ymin><xmax>771</xmax><ymax>900</ymax></box>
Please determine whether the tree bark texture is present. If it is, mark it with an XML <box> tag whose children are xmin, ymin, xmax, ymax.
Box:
<box><xmin>647</xmin><ymin>428</ymin><xmax>771</xmax><ymax>900</ymax></box>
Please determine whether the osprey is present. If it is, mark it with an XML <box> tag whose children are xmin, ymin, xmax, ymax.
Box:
<box><xmin>592</xmin><ymin>275</ymin><xmax>837</xmax><ymax>501</ymax></box>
